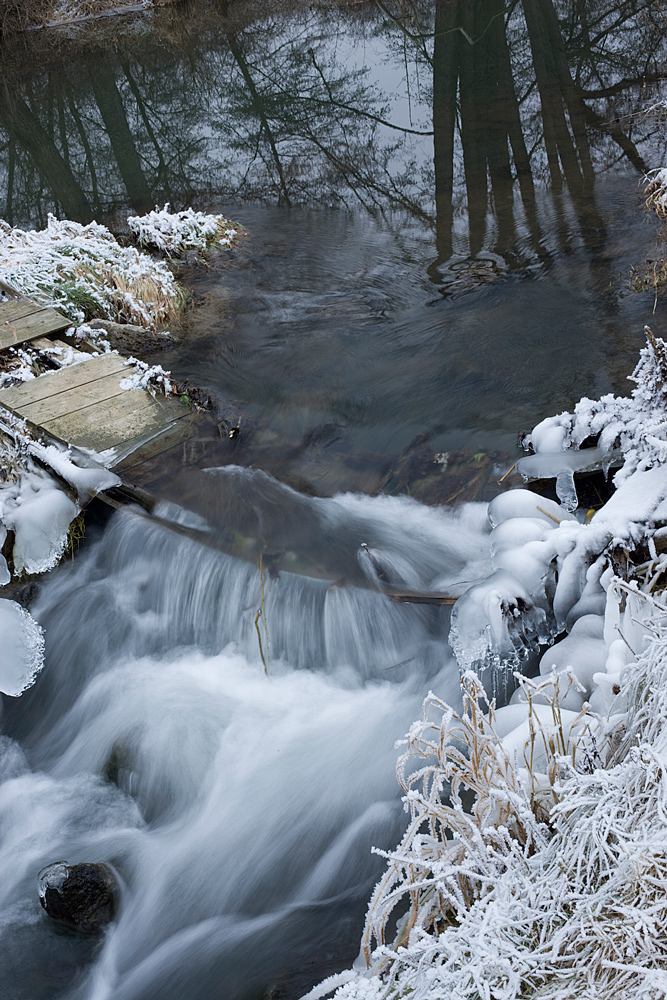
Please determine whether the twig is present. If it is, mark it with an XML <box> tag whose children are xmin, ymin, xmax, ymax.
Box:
<box><xmin>498</xmin><ymin>462</ymin><xmax>517</xmax><ymax>484</ymax></box>
<box><xmin>254</xmin><ymin>609</ymin><xmax>268</xmax><ymax>676</ymax></box>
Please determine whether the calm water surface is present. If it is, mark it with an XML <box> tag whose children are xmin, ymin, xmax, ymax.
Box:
<box><xmin>0</xmin><ymin>2</ymin><xmax>666</xmax><ymax>998</ymax></box>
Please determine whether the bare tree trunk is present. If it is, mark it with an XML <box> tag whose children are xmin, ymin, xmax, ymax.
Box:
<box><xmin>89</xmin><ymin>56</ymin><xmax>152</xmax><ymax>211</ymax></box>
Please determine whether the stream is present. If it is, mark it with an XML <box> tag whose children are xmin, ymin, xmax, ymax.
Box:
<box><xmin>1</xmin><ymin>2</ymin><xmax>667</xmax><ymax>998</ymax></box>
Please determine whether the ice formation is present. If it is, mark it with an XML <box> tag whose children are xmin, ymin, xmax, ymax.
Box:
<box><xmin>0</xmin><ymin>599</ymin><xmax>45</xmax><ymax>697</ymax></box>
<box><xmin>0</xmin><ymin>417</ymin><xmax>117</xmax><ymax>579</ymax></box>
<box><xmin>515</xmin><ymin>446</ymin><xmax>616</xmax><ymax>511</ymax></box>
<box><xmin>3</xmin><ymin>471</ymin><xmax>78</xmax><ymax>575</ymax></box>
<box><xmin>28</xmin><ymin>442</ymin><xmax>120</xmax><ymax>497</ymax></box>
<box><xmin>127</xmin><ymin>204</ymin><xmax>239</xmax><ymax>257</ymax></box>
<box><xmin>525</xmin><ymin>328</ymin><xmax>667</xmax><ymax>486</ymax></box>
<box><xmin>451</xmin><ymin>333</ymin><xmax>667</xmax><ymax>680</ymax></box>
<box><xmin>0</xmin><ymin>215</ymin><xmax>183</xmax><ymax>329</ymax></box>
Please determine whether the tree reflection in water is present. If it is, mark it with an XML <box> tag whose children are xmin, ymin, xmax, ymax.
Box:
<box><xmin>0</xmin><ymin>0</ymin><xmax>665</xmax><ymax>292</ymax></box>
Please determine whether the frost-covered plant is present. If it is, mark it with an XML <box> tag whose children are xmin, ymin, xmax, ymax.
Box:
<box><xmin>0</xmin><ymin>215</ymin><xmax>185</xmax><ymax>328</ymax></box>
<box><xmin>358</xmin><ymin>670</ymin><xmax>599</xmax><ymax>971</ymax></box>
<box><xmin>119</xmin><ymin>357</ymin><xmax>175</xmax><ymax>397</ymax></box>
<box><xmin>321</xmin><ymin>603</ymin><xmax>667</xmax><ymax>1000</ymax></box>
<box><xmin>128</xmin><ymin>204</ymin><xmax>239</xmax><ymax>258</ymax></box>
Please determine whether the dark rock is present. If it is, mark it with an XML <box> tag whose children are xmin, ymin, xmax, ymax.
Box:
<box><xmin>86</xmin><ymin>319</ymin><xmax>175</xmax><ymax>357</ymax></box>
<box><xmin>38</xmin><ymin>861</ymin><xmax>119</xmax><ymax>935</ymax></box>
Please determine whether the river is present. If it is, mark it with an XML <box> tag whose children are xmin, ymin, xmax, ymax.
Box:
<box><xmin>0</xmin><ymin>2</ymin><xmax>666</xmax><ymax>998</ymax></box>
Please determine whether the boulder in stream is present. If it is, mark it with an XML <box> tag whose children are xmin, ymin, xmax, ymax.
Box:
<box><xmin>38</xmin><ymin>861</ymin><xmax>119</xmax><ymax>935</ymax></box>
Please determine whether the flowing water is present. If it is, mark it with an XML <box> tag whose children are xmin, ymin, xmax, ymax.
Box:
<box><xmin>1</xmin><ymin>2</ymin><xmax>667</xmax><ymax>997</ymax></box>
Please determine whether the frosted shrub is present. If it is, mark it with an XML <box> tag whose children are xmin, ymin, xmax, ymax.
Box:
<box><xmin>0</xmin><ymin>215</ymin><xmax>185</xmax><ymax>328</ymax></box>
<box><xmin>128</xmin><ymin>204</ymin><xmax>239</xmax><ymax>258</ymax></box>
<box><xmin>324</xmin><ymin>607</ymin><xmax>667</xmax><ymax>1000</ymax></box>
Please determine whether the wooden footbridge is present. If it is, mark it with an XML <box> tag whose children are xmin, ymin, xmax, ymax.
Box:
<box><xmin>0</xmin><ymin>289</ymin><xmax>189</xmax><ymax>464</ymax></box>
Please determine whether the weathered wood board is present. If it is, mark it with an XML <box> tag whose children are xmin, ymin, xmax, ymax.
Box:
<box><xmin>0</xmin><ymin>351</ymin><xmax>189</xmax><ymax>463</ymax></box>
<box><xmin>0</xmin><ymin>296</ymin><xmax>71</xmax><ymax>349</ymax></box>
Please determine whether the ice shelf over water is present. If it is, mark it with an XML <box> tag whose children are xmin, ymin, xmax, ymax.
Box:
<box><xmin>0</xmin><ymin>598</ymin><xmax>44</xmax><ymax>697</ymax></box>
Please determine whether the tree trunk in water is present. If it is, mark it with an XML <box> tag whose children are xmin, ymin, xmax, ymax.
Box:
<box><xmin>89</xmin><ymin>57</ymin><xmax>152</xmax><ymax>211</ymax></box>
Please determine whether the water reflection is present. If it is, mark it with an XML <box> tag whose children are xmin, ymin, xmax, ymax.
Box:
<box><xmin>0</xmin><ymin>0</ymin><xmax>666</xmax><ymax>497</ymax></box>
<box><xmin>0</xmin><ymin>0</ymin><xmax>665</xmax><ymax>269</ymax></box>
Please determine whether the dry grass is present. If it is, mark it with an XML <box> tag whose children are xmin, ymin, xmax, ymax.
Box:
<box><xmin>361</xmin><ymin>669</ymin><xmax>596</xmax><ymax>968</ymax></box>
<box><xmin>0</xmin><ymin>217</ymin><xmax>187</xmax><ymax>330</ymax></box>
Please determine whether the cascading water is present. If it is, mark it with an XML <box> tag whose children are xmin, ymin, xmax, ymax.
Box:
<box><xmin>0</xmin><ymin>467</ymin><xmax>492</xmax><ymax>1000</ymax></box>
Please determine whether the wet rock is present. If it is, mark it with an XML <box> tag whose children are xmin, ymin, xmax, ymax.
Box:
<box><xmin>86</xmin><ymin>318</ymin><xmax>175</xmax><ymax>357</ymax></box>
<box><xmin>38</xmin><ymin>861</ymin><xmax>119</xmax><ymax>935</ymax></box>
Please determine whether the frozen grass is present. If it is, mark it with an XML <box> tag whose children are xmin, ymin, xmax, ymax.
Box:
<box><xmin>128</xmin><ymin>204</ymin><xmax>239</xmax><ymax>259</ymax></box>
<box><xmin>0</xmin><ymin>215</ymin><xmax>186</xmax><ymax>329</ymax></box>
<box><xmin>320</xmin><ymin>596</ymin><xmax>667</xmax><ymax>1000</ymax></box>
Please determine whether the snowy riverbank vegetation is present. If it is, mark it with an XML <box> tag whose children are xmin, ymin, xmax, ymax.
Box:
<box><xmin>0</xmin><ymin>206</ymin><xmax>238</xmax><ymax>328</ymax></box>
<box><xmin>128</xmin><ymin>205</ymin><xmax>239</xmax><ymax>259</ymax></box>
<box><xmin>305</xmin><ymin>323</ymin><xmax>667</xmax><ymax>999</ymax></box>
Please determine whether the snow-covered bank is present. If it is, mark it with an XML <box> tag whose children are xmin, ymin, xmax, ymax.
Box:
<box><xmin>0</xmin><ymin>215</ymin><xmax>183</xmax><ymax>328</ymax></box>
<box><xmin>0</xmin><ymin>206</ymin><xmax>239</xmax><ymax>329</ymax></box>
<box><xmin>314</xmin><ymin>596</ymin><xmax>667</xmax><ymax>1000</ymax></box>
<box><xmin>306</xmin><ymin>328</ymin><xmax>667</xmax><ymax>1000</ymax></box>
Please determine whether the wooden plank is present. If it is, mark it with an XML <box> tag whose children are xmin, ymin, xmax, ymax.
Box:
<box><xmin>31</xmin><ymin>337</ymin><xmax>84</xmax><ymax>359</ymax></box>
<box><xmin>0</xmin><ymin>352</ymin><xmax>128</xmax><ymax>407</ymax></box>
<box><xmin>20</xmin><ymin>371</ymin><xmax>131</xmax><ymax>423</ymax></box>
<box><xmin>0</xmin><ymin>308</ymin><xmax>72</xmax><ymax>348</ymax></box>
<box><xmin>0</xmin><ymin>298</ymin><xmax>45</xmax><ymax>324</ymax></box>
<box><xmin>43</xmin><ymin>391</ymin><xmax>187</xmax><ymax>454</ymax></box>
<box><xmin>109</xmin><ymin>412</ymin><xmax>192</xmax><ymax>466</ymax></box>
